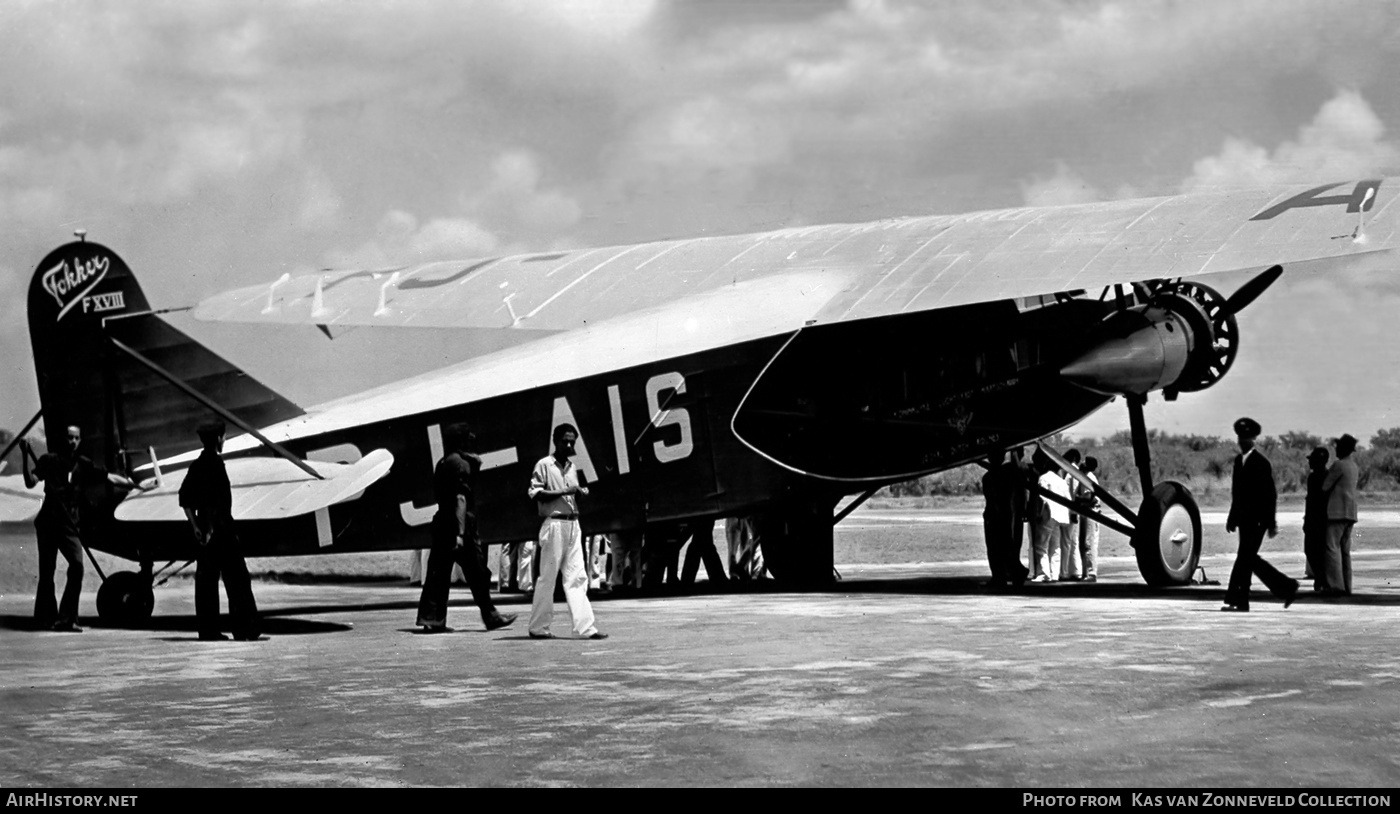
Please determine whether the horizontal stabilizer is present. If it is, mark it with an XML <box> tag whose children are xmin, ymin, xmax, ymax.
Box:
<box><xmin>115</xmin><ymin>449</ymin><xmax>394</xmax><ymax>522</ymax></box>
<box><xmin>0</xmin><ymin>474</ymin><xmax>42</xmax><ymax>523</ymax></box>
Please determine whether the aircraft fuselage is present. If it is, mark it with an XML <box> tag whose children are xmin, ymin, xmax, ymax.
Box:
<box><xmin>105</xmin><ymin>295</ymin><xmax>1114</xmax><ymax>562</ymax></box>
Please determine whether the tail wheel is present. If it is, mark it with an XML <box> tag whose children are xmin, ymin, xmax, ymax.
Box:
<box><xmin>96</xmin><ymin>570</ymin><xmax>155</xmax><ymax>625</ymax></box>
<box><xmin>1133</xmin><ymin>481</ymin><xmax>1201</xmax><ymax>587</ymax></box>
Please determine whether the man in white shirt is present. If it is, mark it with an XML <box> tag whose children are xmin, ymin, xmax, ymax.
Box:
<box><xmin>1044</xmin><ymin>467</ymin><xmax>1073</xmax><ymax>581</ymax></box>
<box><xmin>526</xmin><ymin>423</ymin><xmax>607</xmax><ymax>640</ymax></box>
<box><xmin>1030</xmin><ymin>451</ymin><xmax>1070</xmax><ymax>582</ymax></box>
<box><xmin>1058</xmin><ymin>451</ymin><xmax>1084</xmax><ymax>582</ymax></box>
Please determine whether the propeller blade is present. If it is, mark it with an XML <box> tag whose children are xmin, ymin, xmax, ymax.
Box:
<box><xmin>1222</xmin><ymin>264</ymin><xmax>1283</xmax><ymax>316</ymax></box>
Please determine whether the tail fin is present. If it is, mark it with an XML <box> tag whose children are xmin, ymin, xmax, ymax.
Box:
<box><xmin>28</xmin><ymin>239</ymin><xmax>303</xmax><ymax>474</ymax></box>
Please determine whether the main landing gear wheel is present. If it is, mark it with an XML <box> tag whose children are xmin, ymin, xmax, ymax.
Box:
<box><xmin>1132</xmin><ymin>481</ymin><xmax>1202</xmax><ymax>587</ymax></box>
<box><xmin>96</xmin><ymin>571</ymin><xmax>155</xmax><ymax>625</ymax></box>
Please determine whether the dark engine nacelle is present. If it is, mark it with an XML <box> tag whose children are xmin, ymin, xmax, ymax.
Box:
<box><xmin>1059</xmin><ymin>281</ymin><xmax>1239</xmax><ymax>398</ymax></box>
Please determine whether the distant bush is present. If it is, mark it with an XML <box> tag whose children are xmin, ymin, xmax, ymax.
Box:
<box><xmin>879</xmin><ymin>427</ymin><xmax>1400</xmax><ymax>499</ymax></box>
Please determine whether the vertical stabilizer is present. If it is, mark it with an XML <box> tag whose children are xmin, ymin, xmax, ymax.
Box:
<box><xmin>28</xmin><ymin>239</ymin><xmax>303</xmax><ymax>474</ymax></box>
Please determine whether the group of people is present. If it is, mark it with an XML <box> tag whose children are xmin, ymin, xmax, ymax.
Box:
<box><xmin>488</xmin><ymin>514</ymin><xmax>761</xmax><ymax>598</ymax></box>
<box><xmin>1302</xmin><ymin>434</ymin><xmax>1358</xmax><ymax>597</ymax></box>
<box><xmin>31</xmin><ymin>411</ymin><xmax>1360</xmax><ymax>636</ymax></box>
<box><xmin>590</xmin><ymin>516</ymin><xmax>765</xmax><ymax>594</ymax></box>
<box><xmin>1224</xmin><ymin>417</ymin><xmax>1358</xmax><ymax>611</ymax></box>
<box><xmin>978</xmin><ymin>416</ymin><xmax>1362</xmax><ymax>610</ymax></box>
<box><xmin>25</xmin><ymin>414</ymin><xmax>760</xmax><ymax>643</ymax></box>
<box><xmin>415</xmin><ymin>422</ymin><xmax>606</xmax><ymax>639</ymax></box>
<box><xmin>412</xmin><ymin>421</ymin><xmax>761</xmax><ymax>639</ymax></box>
<box><xmin>21</xmin><ymin>419</ymin><xmax>256</xmax><ymax>639</ymax></box>
<box><xmin>981</xmin><ymin>446</ymin><xmax>1102</xmax><ymax>589</ymax></box>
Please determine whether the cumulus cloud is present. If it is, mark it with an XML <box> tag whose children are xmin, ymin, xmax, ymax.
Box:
<box><xmin>1182</xmin><ymin>90</ymin><xmax>1400</xmax><ymax>191</ymax></box>
<box><xmin>296</xmin><ymin>169</ymin><xmax>343</xmax><ymax>231</ymax></box>
<box><xmin>325</xmin><ymin>210</ymin><xmax>500</xmax><ymax>269</ymax></box>
<box><xmin>504</xmin><ymin>0</ymin><xmax>658</xmax><ymax>43</ymax></box>
<box><xmin>466</xmin><ymin>151</ymin><xmax>583</xmax><ymax>237</ymax></box>
<box><xmin>622</xmin><ymin>94</ymin><xmax>792</xmax><ymax>180</ymax></box>
<box><xmin>1020</xmin><ymin>162</ymin><xmax>1103</xmax><ymax>206</ymax></box>
<box><xmin>157</xmin><ymin>99</ymin><xmax>305</xmax><ymax>198</ymax></box>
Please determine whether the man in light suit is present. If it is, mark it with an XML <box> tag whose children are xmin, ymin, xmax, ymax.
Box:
<box><xmin>1223</xmin><ymin>417</ymin><xmax>1299</xmax><ymax>612</ymax></box>
<box><xmin>1322</xmin><ymin>433</ymin><xmax>1360</xmax><ymax>596</ymax></box>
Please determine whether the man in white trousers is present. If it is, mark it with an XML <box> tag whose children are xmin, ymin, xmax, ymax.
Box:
<box><xmin>527</xmin><ymin>423</ymin><xmax>608</xmax><ymax>640</ymax></box>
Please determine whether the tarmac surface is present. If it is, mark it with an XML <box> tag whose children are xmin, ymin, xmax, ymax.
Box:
<box><xmin>3</xmin><ymin>549</ymin><xmax>1400</xmax><ymax>788</ymax></box>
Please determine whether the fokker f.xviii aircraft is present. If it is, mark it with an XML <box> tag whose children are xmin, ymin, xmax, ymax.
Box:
<box><xmin>2</xmin><ymin>179</ymin><xmax>1392</xmax><ymax>622</ymax></box>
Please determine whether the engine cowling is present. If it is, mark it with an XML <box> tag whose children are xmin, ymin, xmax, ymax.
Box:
<box><xmin>1059</xmin><ymin>281</ymin><xmax>1238</xmax><ymax>397</ymax></box>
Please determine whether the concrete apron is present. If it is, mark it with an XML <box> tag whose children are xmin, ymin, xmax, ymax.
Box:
<box><xmin>2</xmin><ymin>550</ymin><xmax>1398</xmax><ymax>787</ymax></box>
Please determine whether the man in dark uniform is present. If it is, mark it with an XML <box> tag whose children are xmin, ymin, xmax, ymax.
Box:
<box><xmin>179</xmin><ymin>419</ymin><xmax>261</xmax><ymax>641</ymax></box>
<box><xmin>680</xmin><ymin>518</ymin><xmax>729</xmax><ymax>589</ymax></box>
<box><xmin>1303</xmin><ymin>446</ymin><xmax>1331</xmax><ymax>592</ymax></box>
<box><xmin>1009</xmin><ymin>446</ymin><xmax>1031</xmax><ymax>575</ymax></box>
<box><xmin>981</xmin><ymin>450</ymin><xmax>1028</xmax><ymax>589</ymax></box>
<box><xmin>1223</xmin><ymin>417</ymin><xmax>1299</xmax><ymax>612</ymax></box>
<box><xmin>416</xmin><ymin>422</ymin><xmax>517</xmax><ymax>633</ymax></box>
<box><xmin>20</xmin><ymin>425</ymin><xmax>135</xmax><ymax>632</ymax></box>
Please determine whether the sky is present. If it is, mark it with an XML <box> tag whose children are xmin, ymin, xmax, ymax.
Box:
<box><xmin>4</xmin><ymin>0</ymin><xmax>1400</xmax><ymax>447</ymax></box>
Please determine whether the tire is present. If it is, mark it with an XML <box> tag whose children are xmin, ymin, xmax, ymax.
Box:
<box><xmin>1133</xmin><ymin>481</ymin><xmax>1202</xmax><ymax>587</ymax></box>
<box><xmin>96</xmin><ymin>571</ymin><xmax>155</xmax><ymax>626</ymax></box>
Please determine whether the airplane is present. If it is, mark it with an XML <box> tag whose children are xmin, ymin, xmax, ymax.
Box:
<box><xmin>2</xmin><ymin>178</ymin><xmax>1394</xmax><ymax>624</ymax></box>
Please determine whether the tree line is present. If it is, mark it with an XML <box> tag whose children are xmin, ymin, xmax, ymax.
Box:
<box><xmin>884</xmin><ymin>428</ymin><xmax>1400</xmax><ymax>500</ymax></box>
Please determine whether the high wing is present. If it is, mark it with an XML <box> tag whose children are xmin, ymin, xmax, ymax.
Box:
<box><xmin>195</xmin><ymin>180</ymin><xmax>1398</xmax><ymax>333</ymax></box>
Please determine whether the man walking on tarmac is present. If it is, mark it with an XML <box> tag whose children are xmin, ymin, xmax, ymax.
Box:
<box><xmin>416</xmin><ymin>422</ymin><xmax>517</xmax><ymax>634</ymax></box>
<box><xmin>1223</xmin><ymin>417</ymin><xmax>1299</xmax><ymax>612</ymax></box>
<box><xmin>527</xmin><ymin>423</ymin><xmax>607</xmax><ymax>640</ymax></box>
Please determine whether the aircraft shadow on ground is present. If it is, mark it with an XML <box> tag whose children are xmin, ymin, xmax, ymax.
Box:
<box><xmin>545</xmin><ymin>574</ymin><xmax>1400</xmax><ymax>608</ymax></box>
<box><xmin>9</xmin><ymin>575</ymin><xmax>1386</xmax><ymax>634</ymax></box>
<box><xmin>0</xmin><ymin>613</ymin><xmax>351</xmax><ymax>635</ymax></box>
<box><xmin>813</xmin><ymin>574</ymin><xmax>1400</xmax><ymax>606</ymax></box>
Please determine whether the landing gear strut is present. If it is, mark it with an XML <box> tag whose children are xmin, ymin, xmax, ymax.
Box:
<box><xmin>1125</xmin><ymin>395</ymin><xmax>1201</xmax><ymax>587</ymax></box>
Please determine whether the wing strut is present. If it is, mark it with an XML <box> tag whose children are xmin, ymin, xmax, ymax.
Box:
<box><xmin>834</xmin><ymin>487</ymin><xmax>880</xmax><ymax>525</ymax></box>
<box><xmin>1032</xmin><ymin>442</ymin><xmax>1137</xmax><ymax>537</ymax></box>
<box><xmin>105</xmin><ymin>335</ymin><xmax>324</xmax><ymax>481</ymax></box>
